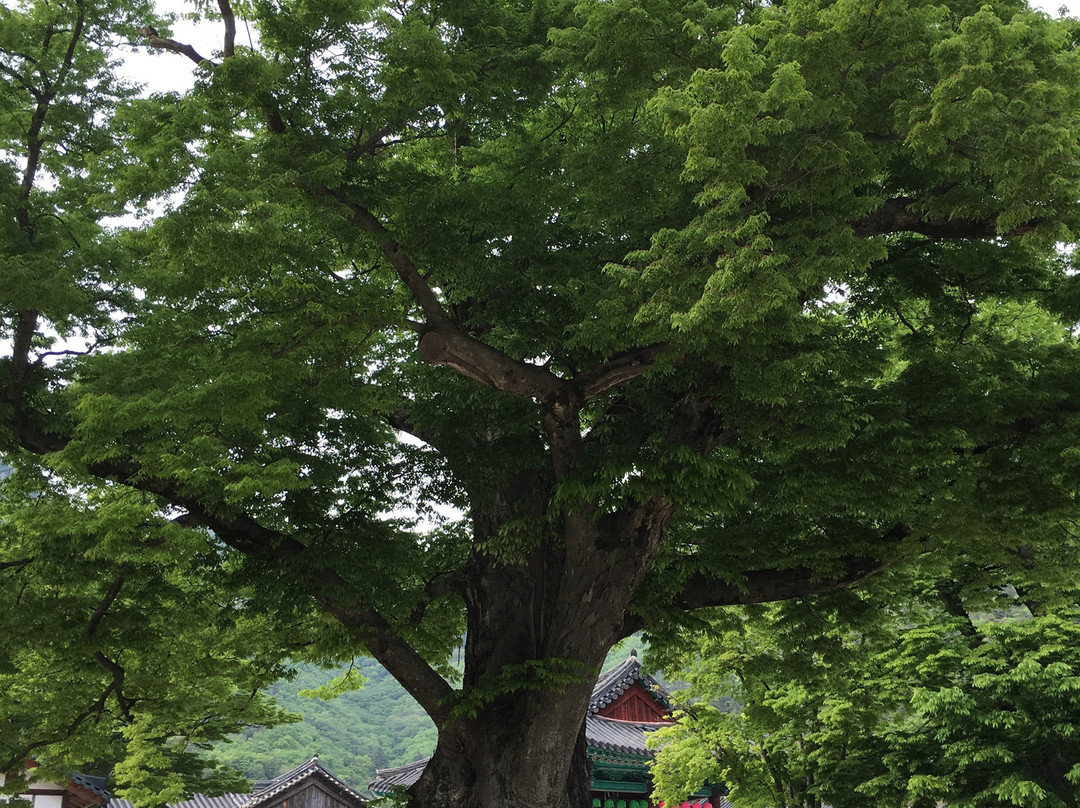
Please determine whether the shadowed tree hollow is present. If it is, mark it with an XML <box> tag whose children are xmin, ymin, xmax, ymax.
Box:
<box><xmin>4</xmin><ymin>0</ymin><xmax>1080</xmax><ymax>806</ymax></box>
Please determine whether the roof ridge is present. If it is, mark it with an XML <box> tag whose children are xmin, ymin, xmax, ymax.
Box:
<box><xmin>240</xmin><ymin>755</ymin><xmax>366</xmax><ymax>808</ymax></box>
<box><xmin>589</xmin><ymin>654</ymin><xmax>671</xmax><ymax>714</ymax></box>
<box><xmin>373</xmin><ymin>758</ymin><xmax>430</xmax><ymax>777</ymax></box>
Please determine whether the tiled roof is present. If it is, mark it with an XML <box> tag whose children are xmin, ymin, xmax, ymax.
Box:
<box><xmin>585</xmin><ymin>715</ymin><xmax>667</xmax><ymax>757</ymax></box>
<box><xmin>369</xmin><ymin>758</ymin><xmax>429</xmax><ymax>793</ymax></box>
<box><xmin>71</xmin><ymin>773</ymin><xmax>111</xmax><ymax>799</ymax></box>
<box><xmin>589</xmin><ymin>652</ymin><xmax>671</xmax><ymax>714</ymax></box>
<box><xmin>106</xmin><ymin>756</ymin><xmax>365</xmax><ymax>808</ymax></box>
<box><xmin>241</xmin><ymin>755</ymin><xmax>366</xmax><ymax>808</ymax></box>
<box><xmin>108</xmin><ymin>792</ymin><xmax>248</xmax><ymax>808</ymax></box>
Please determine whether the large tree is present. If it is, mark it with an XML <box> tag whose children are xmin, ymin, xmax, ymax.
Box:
<box><xmin>4</xmin><ymin>0</ymin><xmax>1080</xmax><ymax>805</ymax></box>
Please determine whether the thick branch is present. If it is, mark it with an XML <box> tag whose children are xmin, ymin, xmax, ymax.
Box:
<box><xmin>340</xmin><ymin>198</ymin><xmax>666</xmax><ymax>405</ymax></box>
<box><xmin>18</xmin><ymin>99</ymin><xmax>49</xmax><ymax>228</ymax></box>
<box><xmin>936</xmin><ymin>583</ymin><xmax>978</xmax><ymax>637</ymax></box>
<box><xmin>2</xmin><ymin>312</ymin><xmax>59</xmax><ymax>457</ymax></box>
<box><xmin>419</xmin><ymin>330</ymin><xmax>566</xmax><ymax>400</ymax></box>
<box><xmin>543</xmin><ymin>400</ymin><xmax>585</xmax><ymax>482</ymax></box>
<box><xmin>384</xmin><ymin>404</ymin><xmax>444</xmax><ymax>450</ymax></box>
<box><xmin>408</xmin><ymin>571</ymin><xmax>467</xmax><ymax>626</ymax></box>
<box><xmin>57</xmin><ymin>0</ymin><xmax>86</xmax><ymax>88</ymax></box>
<box><xmin>671</xmin><ymin>555</ymin><xmax>890</xmax><ymax>610</ymax></box>
<box><xmin>84</xmin><ymin>575</ymin><xmax>124</xmax><ymax>640</ymax></box>
<box><xmin>664</xmin><ymin>368</ymin><xmax>746</xmax><ymax>456</ymax></box>
<box><xmin>78</xmin><ymin>455</ymin><xmax>457</xmax><ymax>724</ymax></box>
<box><xmin>217</xmin><ymin>0</ymin><xmax>236</xmax><ymax>58</ymax></box>
<box><xmin>620</xmin><ymin>544</ymin><xmax>902</xmax><ymax>637</ymax></box>
<box><xmin>88</xmin><ymin>458</ymin><xmax>306</xmax><ymax>560</ymax></box>
<box><xmin>339</xmin><ymin>198</ymin><xmax>570</xmax><ymax>401</ymax></box>
<box><xmin>340</xmin><ymin>201</ymin><xmax>448</xmax><ymax>325</ymax></box>
<box><xmin>17</xmin><ymin>2</ymin><xmax>82</xmax><ymax>229</ymax></box>
<box><xmin>0</xmin><ymin>62</ymin><xmax>41</xmax><ymax>99</ymax></box>
<box><xmin>0</xmin><ymin>557</ymin><xmax>34</xmax><ymax>572</ymax></box>
<box><xmin>91</xmin><ymin>651</ymin><xmax>133</xmax><ymax>721</ymax></box>
<box><xmin>140</xmin><ymin>27</ymin><xmax>215</xmax><ymax>67</ymax></box>
<box><xmin>574</xmin><ymin>344</ymin><xmax>668</xmax><ymax>401</ymax></box>
<box><xmin>6</xmin><ymin>420</ymin><xmax>456</xmax><ymax>727</ymax></box>
<box><xmin>319</xmin><ymin>598</ymin><xmax>457</xmax><ymax>726</ymax></box>
<box><xmin>852</xmin><ymin>197</ymin><xmax>1040</xmax><ymax>239</ymax></box>
<box><xmin>1011</xmin><ymin>545</ymin><xmax>1047</xmax><ymax>617</ymax></box>
<box><xmin>347</xmin><ymin>126</ymin><xmax>395</xmax><ymax>162</ymax></box>
<box><xmin>8</xmin><ymin>310</ymin><xmax>38</xmax><ymax>405</ymax></box>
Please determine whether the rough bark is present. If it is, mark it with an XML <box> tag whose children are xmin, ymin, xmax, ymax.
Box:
<box><xmin>413</xmin><ymin>708</ymin><xmax>592</xmax><ymax>808</ymax></box>
<box><xmin>401</xmin><ymin>469</ymin><xmax>671</xmax><ymax>808</ymax></box>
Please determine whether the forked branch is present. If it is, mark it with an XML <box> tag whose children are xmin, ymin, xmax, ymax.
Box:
<box><xmin>140</xmin><ymin>0</ymin><xmax>235</xmax><ymax>63</ymax></box>
<box><xmin>319</xmin><ymin>597</ymin><xmax>457</xmax><ymax>726</ymax></box>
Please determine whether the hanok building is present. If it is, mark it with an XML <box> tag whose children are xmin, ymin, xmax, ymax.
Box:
<box><xmin>4</xmin><ymin>757</ymin><xmax>368</xmax><ymax>808</ymax></box>
<box><xmin>0</xmin><ymin>766</ymin><xmax>112</xmax><ymax>808</ymax></box>
<box><xmin>371</xmin><ymin>651</ymin><xmax>727</xmax><ymax>808</ymax></box>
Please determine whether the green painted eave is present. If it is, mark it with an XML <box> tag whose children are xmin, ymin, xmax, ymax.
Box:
<box><xmin>589</xmin><ymin>779</ymin><xmax>649</xmax><ymax>794</ymax></box>
<box><xmin>586</xmin><ymin>746</ymin><xmax>650</xmax><ymax>769</ymax></box>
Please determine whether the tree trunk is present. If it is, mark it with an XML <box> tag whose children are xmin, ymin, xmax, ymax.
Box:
<box><xmin>409</xmin><ymin>559</ymin><xmax>604</xmax><ymax>808</ymax></box>
<box><xmin>411</xmin><ymin>694</ymin><xmax>593</xmax><ymax>808</ymax></box>
<box><xmin>405</xmin><ymin>490</ymin><xmax>670</xmax><ymax>808</ymax></box>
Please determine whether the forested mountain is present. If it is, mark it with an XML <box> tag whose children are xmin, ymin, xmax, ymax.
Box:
<box><xmin>213</xmin><ymin>663</ymin><xmax>437</xmax><ymax>790</ymax></box>
<box><xmin>215</xmin><ymin>641</ymin><xmax>642</xmax><ymax>791</ymax></box>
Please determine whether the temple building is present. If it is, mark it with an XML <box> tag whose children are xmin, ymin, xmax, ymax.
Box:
<box><xmin>2</xmin><ymin>757</ymin><xmax>368</xmax><ymax>808</ymax></box>
<box><xmin>0</xmin><ymin>766</ymin><xmax>112</xmax><ymax>808</ymax></box>
<box><xmin>371</xmin><ymin>651</ymin><xmax>727</xmax><ymax>808</ymax></box>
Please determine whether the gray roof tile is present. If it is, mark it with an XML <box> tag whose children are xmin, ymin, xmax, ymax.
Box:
<box><xmin>107</xmin><ymin>792</ymin><xmax>248</xmax><ymax>808</ymax></box>
<box><xmin>585</xmin><ymin>715</ymin><xmax>667</xmax><ymax>757</ymax></box>
<box><xmin>369</xmin><ymin>759</ymin><xmax>428</xmax><ymax>793</ymax></box>
<box><xmin>589</xmin><ymin>653</ymin><xmax>671</xmax><ymax>714</ymax></box>
<box><xmin>104</xmin><ymin>756</ymin><xmax>366</xmax><ymax>808</ymax></box>
<box><xmin>240</xmin><ymin>756</ymin><xmax>366</xmax><ymax>808</ymax></box>
<box><xmin>71</xmin><ymin>773</ymin><xmax>110</xmax><ymax>799</ymax></box>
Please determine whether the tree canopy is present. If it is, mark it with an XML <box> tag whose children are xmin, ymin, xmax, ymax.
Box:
<box><xmin>3</xmin><ymin>0</ymin><xmax>1080</xmax><ymax>805</ymax></box>
<box><xmin>649</xmin><ymin>566</ymin><xmax>1080</xmax><ymax>808</ymax></box>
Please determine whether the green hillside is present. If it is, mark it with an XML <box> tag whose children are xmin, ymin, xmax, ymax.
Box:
<box><xmin>215</xmin><ymin>640</ymin><xmax>645</xmax><ymax>791</ymax></box>
<box><xmin>214</xmin><ymin>662</ymin><xmax>437</xmax><ymax>791</ymax></box>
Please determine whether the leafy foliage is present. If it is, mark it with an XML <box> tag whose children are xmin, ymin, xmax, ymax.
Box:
<box><xmin>649</xmin><ymin>570</ymin><xmax>1080</xmax><ymax>808</ymax></box>
<box><xmin>0</xmin><ymin>466</ymin><xmax>301</xmax><ymax>802</ymax></box>
<box><xmin>4</xmin><ymin>0</ymin><xmax>1080</xmax><ymax>804</ymax></box>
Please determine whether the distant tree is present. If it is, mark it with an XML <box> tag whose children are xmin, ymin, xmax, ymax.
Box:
<box><xmin>4</xmin><ymin>0</ymin><xmax>1080</xmax><ymax>806</ymax></box>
